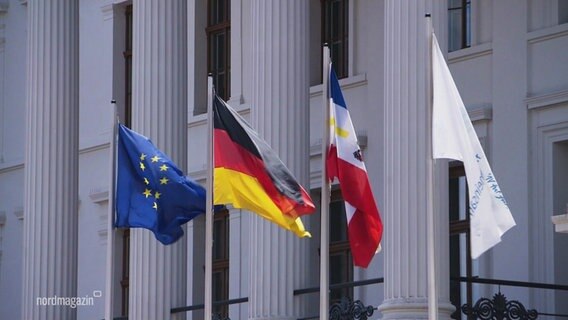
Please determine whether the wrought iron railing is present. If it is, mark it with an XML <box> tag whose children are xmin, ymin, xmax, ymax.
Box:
<box><xmin>452</xmin><ymin>276</ymin><xmax>568</xmax><ymax>319</ymax></box>
<box><xmin>109</xmin><ymin>276</ymin><xmax>568</xmax><ymax>319</ymax></box>
<box><xmin>294</xmin><ymin>277</ymin><xmax>383</xmax><ymax>320</ymax></box>
<box><xmin>461</xmin><ymin>291</ymin><xmax>538</xmax><ymax>319</ymax></box>
<box><xmin>329</xmin><ymin>297</ymin><xmax>375</xmax><ymax>320</ymax></box>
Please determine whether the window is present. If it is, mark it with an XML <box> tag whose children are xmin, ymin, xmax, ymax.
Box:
<box><xmin>329</xmin><ymin>191</ymin><xmax>353</xmax><ymax>302</ymax></box>
<box><xmin>448</xmin><ymin>0</ymin><xmax>471</xmax><ymax>52</ymax></box>
<box><xmin>120</xmin><ymin>5</ymin><xmax>133</xmax><ymax>317</ymax></box>
<box><xmin>560</xmin><ymin>1</ymin><xmax>568</xmax><ymax>25</ymax></box>
<box><xmin>121</xmin><ymin>230</ymin><xmax>130</xmax><ymax>316</ymax></box>
<box><xmin>124</xmin><ymin>5</ymin><xmax>133</xmax><ymax>128</ymax></box>
<box><xmin>322</xmin><ymin>0</ymin><xmax>349</xmax><ymax>79</ymax></box>
<box><xmin>207</xmin><ymin>0</ymin><xmax>231</xmax><ymax>102</ymax></box>
<box><xmin>212</xmin><ymin>209</ymin><xmax>230</xmax><ymax>318</ymax></box>
<box><xmin>449</xmin><ymin>164</ymin><xmax>473</xmax><ymax>320</ymax></box>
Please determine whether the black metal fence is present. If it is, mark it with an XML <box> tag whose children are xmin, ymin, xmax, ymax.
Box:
<box><xmin>294</xmin><ymin>278</ymin><xmax>383</xmax><ymax>320</ymax></box>
<box><xmin>107</xmin><ymin>276</ymin><xmax>568</xmax><ymax>320</ymax></box>
<box><xmin>452</xmin><ymin>276</ymin><xmax>568</xmax><ymax>319</ymax></box>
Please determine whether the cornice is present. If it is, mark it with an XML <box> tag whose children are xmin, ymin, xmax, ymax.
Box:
<box><xmin>526</xmin><ymin>89</ymin><xmax>568</xmax><ymax>110</ymax></box>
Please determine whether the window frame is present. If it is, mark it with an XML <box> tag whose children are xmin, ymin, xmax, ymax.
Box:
<box><xmin>124</xmin><ymin>4</ymin><xmax>133</xmax><ymax>128</ymax></box>
<box><xmin>120</xmin><ymin>6</ymin><xmax>133</xmax><ymax>317</ymax></box>
<box><xmin>321</xmin><ymin>0</ymin><xmax>349</xmax><ymax>79</ymax></box>
<box><xmin>448</xmin><ymin>0</ymin><xmax>471</xmax><ymax>52</ymax></box>
<box><xmin>449</xmin><ymin>164</ymin><xmax>474</xmax><ymax>319</ymax></box>
<box><xmin>328</xmin><ymin>190</ymin><xmax>353</xmax><ymax>302</ymax></box>
<box><xmin>212</xmin><ymin>209</ymin><xmax>230</xmax><ymax>318</ymax></box>
<box><xmin>206</xmin><ymin>0</ymin><xmax>231</xmax><ymax>102</ymax></box>
<box><xmin>121</xmin><ymin>229</ymin><xmax>130</xmax><ymax>316</ymax></box>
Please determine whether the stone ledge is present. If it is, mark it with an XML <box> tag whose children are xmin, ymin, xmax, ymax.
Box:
<box><xmin>552</xmin><ymin>213</ymin><xmax>568</xmax><ymax>233</ymax></box>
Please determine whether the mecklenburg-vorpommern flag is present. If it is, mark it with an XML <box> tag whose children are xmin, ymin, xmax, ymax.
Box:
<box><xmin>116</xmin><ymin>124</ymin><xmax>206</xmax><ymax>245</ymax></box>
<box><xmin>327</xmin><ymin>65</ymin><xmax>383</xmax><ymax>268</ymax></box>
<box><xmin>213</xmin><ymin>95</ymin><xmax>315</xmax><ymax>237</ymax></box>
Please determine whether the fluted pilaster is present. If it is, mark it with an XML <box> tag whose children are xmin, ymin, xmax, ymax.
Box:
<box><xmin>22</xmin><ymin>1</ymin><xmax>79</xmax><ymax>319</ymax></box>
<box><xmin>249</xmin><ymin>1</ymin><xmax>310</xmax><ymax>319</ymax></box>
<box><xmin>129</xmin><ymin>1</ymin><xmax>187</xmax><ymax>319</ymax></box>
<box><xmin>379</xmin><ymin>1</ymin><xmax>453</xmax><ymax>319</ymax></box>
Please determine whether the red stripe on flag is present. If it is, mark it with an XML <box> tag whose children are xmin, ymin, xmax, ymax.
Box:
<box><xmin>215</xmin><ymin>129</ymin><xmax>314</xmax><ymax>217</ymax></box>
<box><xmin>327</xmin><ymin>149</ymin><xmax>383</xmax><ymax>268</ymax></box>
<box><xmin>348</xmin><ymin>208</ymin><xmax>381</xmax><ymax>268</ymax></box>
<box><xmin>327</xmin><ymin>144</ymin><xmax>339</xmax><ymax>182</ymax></box>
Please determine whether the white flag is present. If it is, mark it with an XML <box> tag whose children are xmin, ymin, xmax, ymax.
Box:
<box><xmin>432</xmin><ymin>34</ymin><xmax>516</xmax><ymax>259</ymax></box>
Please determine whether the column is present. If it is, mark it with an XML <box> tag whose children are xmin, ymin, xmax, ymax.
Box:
<box><xmin>379</xmin><ymin>1</ymin><xmax>453</xmax><ymax>319</ymax></box>
<box><xmin>22</xmin><ymin>1</ymin><xmax>79</xmax><ymax>319</ymax></box>
<box><xmin>249</xmin><ymin>1</ymin><xmax>311</xmax><ymax>319</ymax></box>
<box><xmin>129</xmin><ymin>1</ymin><xmax>187</xmax><ymax>319</ymax></box>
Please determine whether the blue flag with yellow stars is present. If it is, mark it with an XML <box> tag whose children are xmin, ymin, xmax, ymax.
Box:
<box><xmin>116</xmin><ymin>124</ymin><xmax>206</xmax><ymax>245</ymax></box>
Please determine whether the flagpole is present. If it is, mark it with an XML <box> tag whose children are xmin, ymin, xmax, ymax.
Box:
<box><xmin>320</xmin><ymin>45</ymin><xmax>331</xmax><ymax>320</ymax></box>
<box><xmin>205</xmin><ymin>76</ymin><xmax>214</xmax><ymax>320</ymax></box>
<box><xmin>425</xmin><ymin>13</ymin><xmax>439</xmax><ymax>320</ymax></box>
<box><xmin>104</xmin><ymin>100</ymin><xmax>118</xmax><ymax>320</ymax></box>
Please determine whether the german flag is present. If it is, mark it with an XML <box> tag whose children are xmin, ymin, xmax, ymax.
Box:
<box><xmin>213</xmin><ymin>95</ymin><xmax>315</xmax><ymax>237</ymax></box>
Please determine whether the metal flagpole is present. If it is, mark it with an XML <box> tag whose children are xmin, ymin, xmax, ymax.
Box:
<box><xmin>205</xmin><ymin>76</ymin><xmax>214</xmax><ymax>320</ymax></box>
<box><xmin>104</xmin><ymin>100</ymin><xmax>119</xmax><ymax>320</ymax></box>
<box><xmin>425</xmin><ymin>13</ymin><xmax>439</xmax><ymax>320</ymax></box>
<box><xmin>320</xmin><ymin>45</ymin><xmax>331</xmax><ymax>320</ymax></box>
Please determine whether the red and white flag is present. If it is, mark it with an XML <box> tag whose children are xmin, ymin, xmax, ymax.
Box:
<box><xmin>327</xmin><ymin>65</ymin><xmax>383</xmax><ymax>268</ymax></box>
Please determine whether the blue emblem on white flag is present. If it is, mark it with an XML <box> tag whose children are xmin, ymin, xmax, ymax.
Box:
<box><xmin>431</xmin><ymin>34</ymin><xmax>516</xmax><ymax>258</ymax></box>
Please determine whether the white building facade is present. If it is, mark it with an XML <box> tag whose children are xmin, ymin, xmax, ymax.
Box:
<box><xmin>0</xmin><ymin>0</ymin><xmax>567</xmax><ymax>319</ymax></box>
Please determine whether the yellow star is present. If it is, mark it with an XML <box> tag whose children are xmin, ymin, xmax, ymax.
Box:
<box><xmin>153</xmin><ymin>202</ymin><xmax>158</xmax><ymax>210</ymax></box>
<box><xmin>155</xmin><ymin>191</ymin><xmax>161</xmax><ymax>199</ymax></box>
<box><xmin>159</xmin><ymin>177</ymin><xmax>169</xmax><ymax>185</ymax></box>
<box><xmin>142</xmin><ymin>189</ymin><xmax>152</xmax><ymax>198</ymax></box>
<box><xmin>159</xmin><ymin>164</ymin><xmax>169</xmax><ymax>171</ymax></box>
<box><xmin>140</xmin><ymin>153</ymin><xmax>147</xmax><ymax>160</ymax></box>
<box><xmin>151</xmin><ymin>155</ymin><xmax>160</xmax><ymax>163</ymax></box>
<box><xmin>144</xmin><ymin>177</ymin><xmax>149</xmax><ymax>185</ymax></box>
<box><xmin>140</xmin><ymin>162</ymin><xmax>146</xmax><ymax>171</ymax></box>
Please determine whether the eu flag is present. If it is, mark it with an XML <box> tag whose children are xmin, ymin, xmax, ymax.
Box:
<box><xmin>116</xmin><ymin>124</ymin><xmax>206</xmax><ymax>245</ymax></box>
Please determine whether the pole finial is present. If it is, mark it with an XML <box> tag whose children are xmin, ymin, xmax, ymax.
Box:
<box><xmin>425</xmin><ymin>13</ymin><xmax>431</xmax><ymax>17</ymax></box>
<box><xmin>110</xmin><ymin>99</ymin><xmax>116</xmax><ymax>104</ymax></box>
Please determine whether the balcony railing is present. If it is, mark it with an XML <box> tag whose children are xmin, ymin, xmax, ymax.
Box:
<box><xmin>294</xmin><ymin>277</ymin><xmax>383</xmax><ymax>320</ymax></box>
<box><xmin>452</xmin><ymin>276</ymin><xmax>568</xmax><ymax>319</ymax></box>
<box><xmin>107</xmin><ymin>276</ymin><xmax>568</xmax><ymax>319</ymax></box>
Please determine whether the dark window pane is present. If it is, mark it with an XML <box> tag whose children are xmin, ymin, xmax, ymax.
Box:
<box><xmin>212</xmin><ymin>210</ymin><xmax>229</xmax><ymax>317</ymax></box>
<box><xmin>212</xmin><ymin>271</ymin><xmax>223</xmax><ymax>301</ymax></box>
<box><xmin>448</xmin><ymin>164</ymin><xmax>473</xmax><ymax>320</ymax></box>
<box><xmin>465</xmin><ymin>2</ymin><xmax>471</xmax><ymax>46</ymax></box>
<box><xmin>207</xmin><ymin>0</ymin><xmax>231</xmax><ymax>103</ymax></box>
<box><xmin>330</xmin><ymin>252</ymin><xmax>350</xmax><ymax>301</ymax></box>
<box><xmin>448</xmin><ymin>0</ymin><xmax>463</xmax><ymax>8</ymax></box>
<box><xmin>121</xmin><ymin>6</ymin><xmax>133</xmax><ymax>316</ymax></box>
<box><xmin>448</xmin><ymin>8</ymin><xmax>463</xmax><ymax>51</ymax></box>
<box><xmin>448</xmin><ymin>0</ymin><xmax>471</xmax><ymax>52</ymax></box>
<box><xmin>213</xmin><ymin>218</ymin><xmax>227</xmax><ymax>260</ymax></box>
<box><xmin>330</xmin><ymin>200</ymin><xmax>348</xmax><ymax>243</ymax></box>
<box><xmin>323</xmin><ymin>0</ymin><xmax>348</xmax><ymax>79</ymax></box>
<box><xmin>328</xmin><ymin>191</ymin><xmax>353</xmax><ymax>302</ymax></box>
<box><xmin>331</xmin><ymin>1</ymin><xmax>340</xmax><ymax>37</ymax></box>
<box><xmin>561</xmin><ymin>0</ymin><xmax>568</xmax><ymax>24</ymax></box>
<box><xmin>449</xmin><ymin>176</ymin><xmax>460</xmax><ymax>222</ymax></box>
